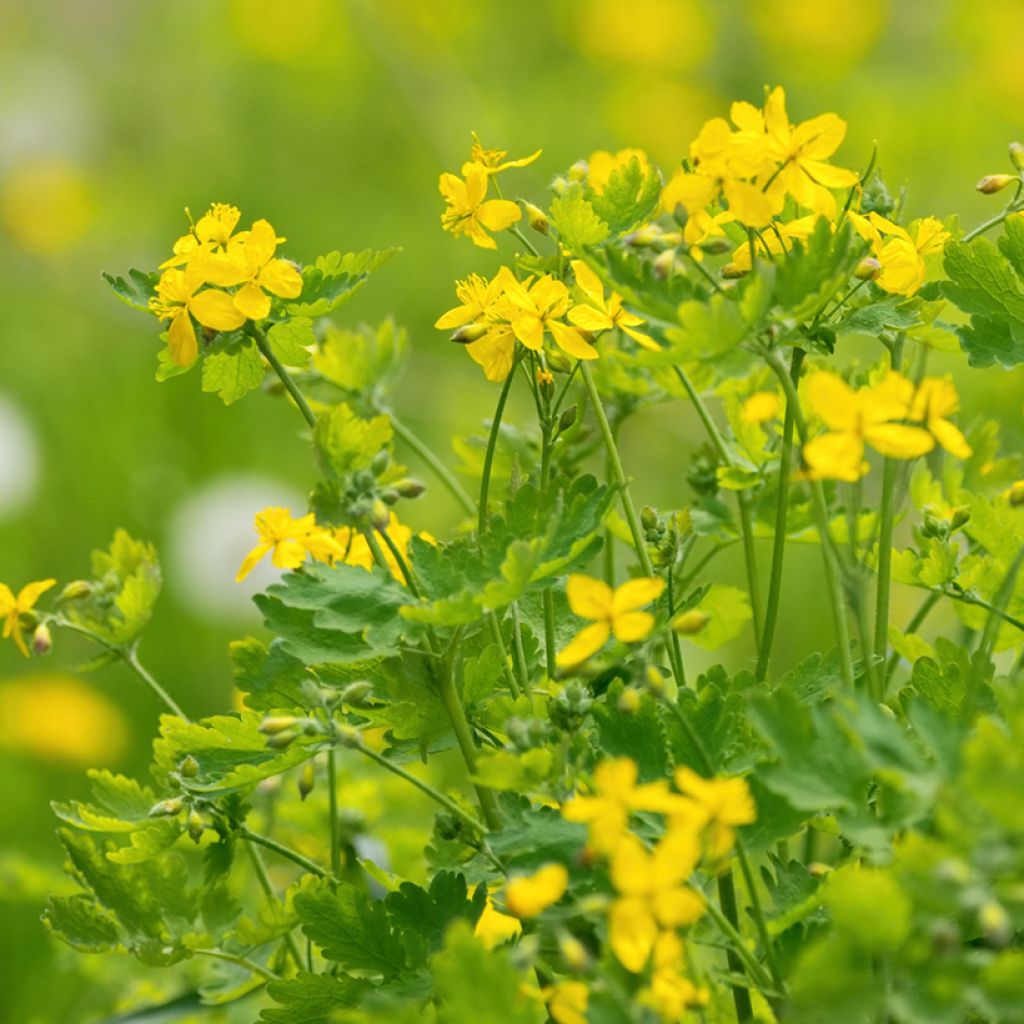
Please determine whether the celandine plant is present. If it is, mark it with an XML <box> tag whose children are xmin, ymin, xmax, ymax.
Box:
<box><xmin>11</xmin><ymin>86</ymin><xmax>1024</xmax><ymax>1023</ymax></box>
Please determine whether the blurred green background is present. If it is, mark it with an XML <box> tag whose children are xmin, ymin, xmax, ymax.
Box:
<box><xmin>2</xmin><ymin>0</ymin><xmax>1023</xmax><ymax>1019</ymax></box>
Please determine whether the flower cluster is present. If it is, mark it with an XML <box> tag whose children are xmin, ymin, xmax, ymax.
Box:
<box><xmin>803</xmin><ymin>370</ymin><xmax>971</xmax><ymax>481</ymax></box>
<box><xmin>149</xmin><ymin>203</ymin><xmax>303</xmax><ymax>367</ymax></box>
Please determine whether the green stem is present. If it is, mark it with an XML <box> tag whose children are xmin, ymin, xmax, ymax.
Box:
<box><xmin>253</xmin><ymin>326</ymin><xmax>317</xmax><ymax>430</ymax></box>
<box><xmin>387</xmin><ymin>413</ymin><xmax>475</xmax><ymax>516</ymax></box>
<box><xmin>735</xmin><ymin>844</ymin><xmax>784</xmax><ymax>995</ymax></box>
<box><xmin>873</xmin><ymin>338</ymin><xmax>904</xmax><ymax>667</ymax></box>
<box><xmin>243</xmin><ymin>842</ymin><xmax>304</xmax><ymax>970</ymax></box>
<box><xmin>510</xmin><ymin>224</ymin><xmax>540</xmax><ymax>256</ymax></box>
<box><xmin>580</xmin><ymin>362</ymin><xmax>654</xmax><ymax>576</ymax></box>
<box><xmin>756</xmin><ymin>348</ymin><xmax>804</xmax><ymax>681</ymax></box>
<box><xmin>241</xmin><ymin>828</ymin><xmax>332</xmax><ymax>880</ymax></box>
<box><xmin>510</xmin><ymin>603</ymin><xmax>530</xmax><ymax>694</ymax></box>
<box><xmin>540</xmin><ymin>421</ymin><xmax>557</xmax><ymax>678</ymax></box>
<box><xmin>962</xmin><ymin>184</ymin><xmax>1024</xmax><ymax>243</ymax></box>
<box><xmin>479</xmin><ymin>368</ymin><xmax>516</xmax><ymax>540</ymax></box>
<box><xmin>488</xmin><ymin>612</ymin><xmax>522</xmax><ymax>699</ymax></box>
<box><xmin>766</xmin><ymin>351</ymin><xmax>855</xmax><ymax>690</ymax></box>
<box><xmin>193</xmin><ymin>948</ymin><xmax>280</xmax><ymax>983</ymax></box>
<box><xmin>666</xmin><ymin>570</ymin><xmax>687</xmax><ymax>689</ymax></box>
<box><xmin>327</xmin><ymin>749</ymin><xmax>341</xmax><ymax>880</ymax></box>
<box><xmin>717</xmin><ymin>872</ymin><xmax>756</xmax><ymax>1021</ymax></box>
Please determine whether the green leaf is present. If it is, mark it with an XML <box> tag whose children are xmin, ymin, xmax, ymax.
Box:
<box><xmin>486</xmin><ymin>806</ymin><xmax>586</xmax><ymax>871</ymax></box>
<box><xmin>839</xmin><ymin>299</ymin><xmax>920</xmax><ymax>335</ymax></box>
<box><xmin>295</xmin><ymin>880</ymin><xmax>410</xmax><ymax>977</ymax></box>
<box><xmin>961</xmin><ymin>710</ymin><xmax>1024</xmax><ymax>832</ymax></box>
<box><xmin>593</xmin><ymin>681</ymin><xmax>668</xmax><ymax>780</ymax></box>
<box><xmin>266</xmin><ymin>317</ymin><xmax>315</xmax><ymax>368</ymax></box>
<box><xmin>43</xmin><ymin>894</ymin><xmax>119</xmax><ymax>952</ymax></box>
<box><xmin>287</xmin><ymin>248</ymin><xmax>399</xmax><ymax>318</ymax></box>
<box><xmin>824</xmin><ymin>864</ymin><xmax>911</xmax><ymax>952</ymax></box>
<box><xmin>313</xmin><ymin>317</ymin><xmax>408</xmax><ymax>400</ymax></box>
<box><xmin>315</xmin><ymin>402</ymin><xmax>392</xmax><ymax>478</ymax></box>
<box><xmin>262</xmin><ymin>972</ymin><xmax>373</xmax><ymax>1024</ymax></box>
<box><xmin>230</xmin><ymin>636</ymin><xmax>311</xmax><ymax>712</ymax></box>
<box><xmin>201</xmin><ymin>339</ymin><xmax>265</xmax><ymax>405</ymax></box>
<box><xmin>686</xmin><ymin>584</ymin><xmax>753</xmax><ymax>650</ymax></box>
<box><xmin>772</xmin><ymin>218</ymin><xmax>855</xmax><ymax>324</ymax></box>
<box><xmin>588</xmin><ymin>156</ymin><xmax>662</xmax><ymax>234</ymax></box>
<box><xmin>384</xmin><ymin>871</ymin><xmax>486</xmax><ymax>954</ymax></box>
<box><xmin>472</xmin><ymin>748</ymin><xmax>555</xmax><ymax>791</ymax></box>
<box><xmin>430</xmin><ymin>921</ymin><xmax>543</xmax><ymax>1024</ymax></box>
<box><xmin>103</xmin><ymin>269</ymin><xmax>157</xmax><ymax>313</ymax></box>
<box><xmin>548</xmin><ymin>184</ymin><xmax>610</xmax><ymax>252</ymax></box>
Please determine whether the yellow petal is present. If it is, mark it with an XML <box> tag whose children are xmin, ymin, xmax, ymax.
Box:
<box><xmin>930</xmin><ymin>418</ymin><xmax>972</xmax><ymax>460</ymax></box>
<box><xmin>864</xmin><ymin>423</ymin><xmax>935</xmax><ymax>460</ymax></box>
<box><xmin>16</xmin><ymin>578</ymin><xmax>57</xmax><ymax>610</ymax></box>
<box><xmin>612</xmin><ymin>577</ymin><xmax>665</xmax><ymax>614</ymax></box>
<box><xmin>612</xmin><ymin>610</ymin><xmax>655</xmax><ymax>643</ymax></box>
<box><xmin>258</xmin><ymin>258</ymin><xmax>303</xmax><ymax>299</ymax></box>
<box><xmin>806</xmin><ymin>372</ymin><xmax>858</xmax><ymax>431</ymax></box>
<box><xmin>168</xmin><ymin>309</ymin><xmax>198</xmax><ymax>367</ymax></box>
<box><xmin>504</xmin><ymin>863</ymin><xmax>568</xmax><ymax>918</ymax></box>
<box><xmin>233</xmin><ymin>282</ymin><xmax>272</xmax><ymax>321</ymax></box>
<box><xmin>567</xmin><ymin>303</ymin><xmax>613</xmax><ymax>333</ymax></box>
<box><xmin>271</xmin><ymin>537</ymin><xmax>309</xmax><ymax>570</ymax></box>
<box><xmin>620</xmin><ymin>322</ymin><xmax>659</xmax><ymax>351</ymax></box>
<box><xmin>190</xmin><ymin>288</ymin><xmax>247</xmax><ymax>332</ymax></box>
<box><xmin>570</xmin><ymin>260</ymin><xmax>604</xmax><ymax>305</ymax></box>
<box><xmin>566</xmin><ymin>574</ymin><xmax>614</xmax><ymax>619</ymax></box>
<box><xmin>547</xmin><ymin>319</ymin><xmax>598</xmax><ymax>360</ymax></box>
<box><xmin>803</xmin><ymin>431</ymin><xmax>866</xmax><ymax>482</ymax></box>
<box><xmin>236</xmin><ymin>541</ymin><xmax>272</xmax><ymax>582</ymax></box>
<box><xmin>476</xmin><ymin>198</ymin><xmax>521</xmax><ymax>232</ymax></box>
<box><xmin>609</xmin><ymin>897</ymin><xmax>657</xmax><ymax>973</ymax></box>
<box><xmin>555</xmin><ymin>622</ymin><xmax>611</xmax><ymax>667</ymax></box>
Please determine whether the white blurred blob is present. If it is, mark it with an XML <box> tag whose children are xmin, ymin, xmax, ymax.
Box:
<box><xmin>0</xmin><ymin>394</ymin><xmax>40</xmax><ymax>517</ymax></box>
<box><xmin>168</xmin><ymin>475</ymin><xmax>304</xmax><ymax>622</ymax></box>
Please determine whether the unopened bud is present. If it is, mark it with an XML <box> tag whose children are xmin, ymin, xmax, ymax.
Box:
<box><xmin>640</xmin><ymin>506</ymin><xmax>659</xmax><ymax>531</ymax></box>
<box><xmin>32</xmin><ymin>622</ymin><xmax>52</xmax><ymax>656</ymax></box>
<box><xmin>334</xmin><ymin>723</ymin><xmax>363</xmax><ymax>748</ymax></box>
<box><xmin>1005</xmin><ymin>480</ymin><xmax>1024</xmax><ymax>506</ymax></box>
<box><xmin>627</xmin><ymin>224</ymin><xmax>664</xmax><ymax>248</ymax></box>
<box><xmin>536</xmin><ymin>366</ymin><xmax>555</xmax><ymax>396</ymax></box>
<box><xmin>59</xmin><ymin>580</ymin><xmax>92</xmax><ymax>602</ymax></box>
<box><xmin>523</xmin><ymin>201</ymin><xmax>549</xmax><ymax>235</ymax></box>
<box><xmin>699</xmin><ymin>237</ymin><xmax>732</xmax><ymax>255</ymax></box>
<box><xmin>807</xmin><ymin>862</ymin><xmax>832</xmax><ymax>879</ymax></box>
<box><xmin>568</xmin><ymin>160</ymin><xmax>588</xmax><ymax>183</ymax></box>
<box><xmin>617</xmin><ymin>686</ymin><xmax>642</xmax><ymax>715</ymax></box>
<box><xmin>559</xmin><ymin>933</ymin><xmax>589</xmax><ymax>972</ymax></box>
<box><xmin>370</xmin><ymin>449</ymin><xmax>390</xmax><ymax>476</ymax></box>
<box><xmin>855</xmin><ymin>257</ymin><xmax>881</xmax><ymax>280</ymax></box>
<box><xmin>187</xmin><ymin>809</ymin><xmax>205</xmax><ymax>843</ymax></box>
<box><xmin>371</xmin><ymin>498</ymin><xmax>390</xmax><ymax>529</ymax></box>
<box><xmin>340</xmin><ymin>680</ymin><xmax>374</xmax><ymax>707</ymax></box>
<box><xmin>266</xmin><ymin>730</ymin><xmax>298</xmax><ymax>749</ymax></box>
<box><xmin>550</xmin><ymin>175</ymin><xmax>569</xmax><ymax>196</ymax></box>
<box><xmin>395</xmin><ymin>478</ymin><xmax>427</xmax><ymax>499</ymax></box>
<box><xmin>979</xmin><ymin>901</ymin><xmax>1012</xmax><ymax>948</ymax></box>
<box><xmin>450</xmin><ymin>323</ymin><xmax>489</xmax><ymax>344</ymax></box>
<box><xmin>299</xmin><ymin>760</ymin><xmax>316</xmax><ymax>801</ymax></box>
<box><xmin>653</xmin><ymin>249</ymin><xmax>678</xmax><ymax>280</ymax></box>
<box><xmin>545</xmin><ymin>348</ymin><xmax>573</xmax><ymax>373</ymax></box>
<box><xmin>260</xmin><ymin>716</ymin><xmax>299</xmax><ymax>735</ymax></box>
<box><xmin>435</xmin><ymin>812</ymin><xmax>462</xmax><ymax>841</ymax></box>
<box><xmin>976</xmin><ymin>174</ymin><xmax>1018</xmax><ymax>195</ymax></box>
<box><xmin>150</xmin><ymin>797</ymin><xmax>183</xmax><ymax>817</ymax></box>
<box><xmin>644</xmin><ymin>665</ymin><xmax>676</xmax><ymax>701</ymax></box>
<box><xmin>179</xmin><ymin>755</ymin><xmax>199</xmax><ymax>778</ymax></box>
<box><xmin>671</xmin><ymin>610</ymin><xmax>711</xmax><ymax>635</ymax></box>
<box><xmin>1010</xmin><ymin>142</ymin><xmax>1024</xmax><ymax>172</ymax></box>
<box><xmin>721</xmin><ymin>262</ymin><xmax>747</xmax><ymax>279</ymax></box>
<box><xmin>557</xmin><ymin>404</ymin><xmax>578</xmax><ymax>434</ymax></box>
<box><xmin>950</xmin><ymin>506</ymin><xmax>971</xmax><ymax>531</ymax></box>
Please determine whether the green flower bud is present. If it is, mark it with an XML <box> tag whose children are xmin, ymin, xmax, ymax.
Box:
<box><xmin>523</xmin><ymin>201</ymin><xmax>549</xmax><ymax>235</ymax></box>
<box><xmin>187</xmin><ymin>809</ymin><xmax>205</xmax><ymax>843</ymax></box>
<box><xmin>179</xmin><ymin>755</ymin><xmax>199</xmax><ymax>778</ymax></box>
<box><xmin>149</xmin><ymin>798</ymin><xmax>183</xmax><ymax>817</ymax></box>
<box><xmin>721</xmin><ymin>262</ymin><xmax>747</xmax><ymax>279</ymax></box>
<box><xmin>671</xmin><ymin>610</ymin><xmax>710</xmax><ymax>636</ymax></box>
<box><xmin>950</xmin><ymin>506</ymin><xmax>971</xmax><ymax>531</ymax></box>
<box><xmin>567</xmin><ymin>160</ymin><xmax>588</xmax><ymax>183</ymax></box>
<box><xmin>640</xmin><ymin>506</ymin><xmax>659</xmax><ymax>531</ymax></box>
<box><xmin>371</xmin><ymin>498</ymin><xmax>390</xmax><ymax>529</ymax></box>
<box><xmin>299</xmin><ymin>760</ymin><xmax>316</xmax><ymax>801</ymax></box>
<box><xmin>260</xmin><ymin>716</ymin><xmax>299</xmax><ymax>735</ymax></box>
<box><xmin>557</xmin><ymin>404</ymin><xmax>578</xmax><ymax>435</ymax></box>
<box><xmin>379</xmin><ymin>488</ymin><xmax>401</xmax><ymax>505</ymax></box>
<box><xmin>979</xmin><ymin>901</ymin><xmax>1012</xmax><ymax>948</ymax></box>
<box><xmin>653</xmin><ymin>249</ymin><xmax>678</xmax><ymax>280</ymax></box>
<box><xmin>855</xmin><ymin>257</ymin><xmax>881</xmax><ymax>280</ymax></box>
<box><xmin>450</xmin><ymin>322</ymin><xmax>489</xmax><ymax>344</ymax></box>
<box><xmin>976</xmin><ymin>173</ymin><xmax>1018</xmax><ymax>194</ymax></box>
<box><xmin>340</xmin><ymin>680</ymin><xmax>374</xmax><ymax>707</ymax></box>
<box><xmin>616</xmin><ymin>686</ymin><xmax>642</xmax><ymax>714</ymax></box>
<box><xmin>395</xmin><ymin>478</ymin><xmax>427</xmax><ymax>499</ymax></box>
<box><xmin>32</xmin><ymin>622</ymin><xmax>52</xmax><ymax>656</ymax></box>
<box><xmin>266</xmin><ymin>730</ymin><xmax>298</xmax><ymax>749</ymax></box>
<box><xmin>370</xmin><ymin>449</ymin><xmax>390</xmax><ymax>476</ymax></box>
<box><xmin>58</xmin><ymin>580</ymin><xmax>92</xmax><ymax>602</ymax></box>
<box><xmin>1010</xmin><ymin>141</ymin><xmax>1024</xmax><ymax>172</ymax></box>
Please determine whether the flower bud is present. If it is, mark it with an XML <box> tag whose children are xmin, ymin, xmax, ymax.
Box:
<box><xmin>187</xmin><ymin>809</ymin><xmax>205</xmax><ymax>843</ymax></box>
<box><xmin>567</xmin><ymin>160</ymin><xmax>588</xmax><ymax>183</ymax></box>
<box><xmin>640</xmin><ymin>506</ymin><xmax>659</xmax><ymax>531</ymax></box>
<box><xmin>371</xmin><ymin>498</ymin><xmax>390</xmax><ymax>529</ymax></box>
<box><xmin>1010</xmin><ymin>142</ymin><xmax>1024</xmax><ymax>172</ymax></box>
<box><xmin>855</xmin><ymin>257</ymin><xmax>881</xmax><ymax>280</ymax></box>
<box><xmin>698</xmin><ymin>237</ymin><xmax>731</xmax><ymax>255</ymax></box>
<box><xmin>536</xmin><ymin>366</ymin><xmax>555</xmax><ymax>397</ymax></box>
<box><xmin>672</xmin><ymin>610</ymin><xmax>710</xmax><ymax>635</ymax></box>
<box><xmin>653</xmin><ymin>249</ymin><xmax>678</xmax><ymax>280</ymax></box>
<box><xmin>950</xmin><ymin>506</ymin><xmax>971</xmax><ymax>531</ymax></box>
<box><xmin>1005</xmin><ymin>480</ymin><xmax>1024</xmax><ymax>506</ymax></box>
<box><xmin>179</xmin><ymin>755</ymin><xmax>199</xmax><ymax>778</ymax></box>
<box><xmin>616</xmin><ymin>686</ymin><xmax>642</xmax><ymax>715</ymax></box>
<box><xmin>557</xmin><ymin>404</ymin><xmax>578</xmax><ymax>434</ymax></box>
<box><xmin>435</xmin><ymin>812</ymin><xmax>463</xmax><ymax>841</ymax></box>
<box><xmin>721</xmin><ymin>262</ymin><xmax>747</xmax><ymax>279</ymax></box>
<box><xmin>550</xmin><ymin>175</ymin><xmax>569</xmax><ymax>196</ymax></box>
<box><xmin>149</xmin><ymin>797</ymin><xmax>183</xmax><ymax>817</ymax></box>
<box><xmin>395</xmin><ymin>478</ymin><xmax>427</xmax><ymax>499</ymax></box>
<box><xmin>523</xmin><ymin>201</ymin><xmax>549</xmax><ymax>235</ymax></box>
<box><xmin>266</xmin><ymin>730</ymin><xmax>299</xmax><ymax>749</ymax></box>
<box><xmin>340</xmin><ymin>680</ymin><xmax>374</xmax><ymax>707</ymax></box>
<box><xmin>558</xmin><ymin>933</ymin><xmax>589</xmax><ymax>973</ymax></box>
<box><xmin>334</xmin><ymin>723</ymin><xmax>363</xmax><ymax>748</ymax></box>
<box><xmin>299</xmin><ymin>760</ymin><xmax>316</xmax><ymax>801</ymax></box>
<box><xmin>545</xmin><ymin>348</ymin><xmax>574</xmax><ymax>373</ymax></box>
<box><xmin>979</xmin><ymin>901</ymin><xmax>1012</xmax><ymax>948</ymax></box>
<box><xmin>976</xmin><ymin>173</ymin><xmax>1018</xmax><ymax>195</ymax></box>
<box><xmin>370</xmin><ymin>449</ymin><xmax>390</xmax><ymax>476</ymax></box>
<box><xmin>59</xmin><ymin>580</ymin><xmax>92</xmax><ymax>602</ymax></box>
<box><xmin>260</xmin><ymin>716</ymin><xmax>299</xmax><ymax>735</ymax></box>
<box><xmin>626</xmin><ymin>224</ymin><xmax>664</xmax><ymax>248</ymax></box>
<box><xmin>807</xmin><ymin>862</ymin><xmax>832</xmax><ymax>879</ymax></box>
<box><xmin>450</xmin><ymin>323</ymin><xmax>490</xmax><ymax>345</ymax></box>
<box><xmin>31</xmin><ymin>622</ymin><xmax>52</xmax><ymax>656</ymax></box>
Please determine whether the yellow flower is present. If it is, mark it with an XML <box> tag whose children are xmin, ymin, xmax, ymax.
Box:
<box><xmin>543</xmin><ymin>980</ymin><xmax>588</xmax><ymax>1024</ymax></box>
<box><xmin>504</xmin><ymin>863</ymin><xmax>569</xmax><ymax>918</ymax></box>
<box><xmin>910</xmin><ymin>377</ymin><xmax>972</xmax><ymax>460</ymax></box>
<box><xmin>467</xmin><ymin>134</ymin><xmax>542</xmax><ymax>175</ymax></box>
<box><xmin>236</xmin><ymin>507</ymin><xmax>343</xmax><ymax>581</ymax></box>
<box><xmin>741</xmin><ymin>391</ymin><xmax>781</xmax><ymax>424</ymax></box>
<box><xmin>562</xmin><ymin>756</ymin><xmax>678</xmax><ymax>853</ymax></box>
<box><xmin>761</xmin><ymin>86</ymin><xmax>859</xmax><ymax>218</ymax></box>
<box><xmin>674</xmin><ymin>768</ymin><xmax>756</xmax><ymax>860</ymax></box>
<box><xmin>567</xmin><ymin>260</ymin><xmax>658</xmax><ymax>351</ymax></box>
<box><xmin>474</xmin><ymin>897</ymin><xmax>522</xmax><ymax>949</ymax></box>
<box><xmin>728</xmin><ymin>213</ymin><xmax>819</xmax><ymax>272</ymax></box>
<box><xmin>848</xmin><ymin>212</ymin><xmax>950</xmax><ymax>297</ymax></box>
<box><xmin>640</xmin><ymin>931</ymin><xmax>709</xmax><ymax>1020</ymax></box>
<box><xmin>609</xmin><ymin>832</ymin><xmax>705</xmax><ymax>972</ymax></box>
<box><xmin>681</xmin><ymin>206</ymin><xmax>735</xmax><ymax>259</ymax></box>
<box><xmin>149</xmin><ymin>265</ymin><xmax>248</xmax><ymax>367</ymax></box>
<box><xmin>502</xmin><ymin>274</ymin><xmax>599</xmax><ymax>363</ymax></box>
<box><xmin>161</xmin><ymin>203</ymin><xmax>250</xmax><ymax>284</ymax></box>
<box><xmin>586</xmin><ymin>148</ymin><xmax>651</xmax><ymax>194</ymax></box>
<box><xmin>0</xmin><ymin>578</ymin><xmax>56</xmax><ymax>657</ymax></box>
<box><xmin>230</xmin><ymin>219</ymin><xmax>303</xmax><ymax>320</ymax></box>
<box><xmin>802</xmin><ymin>371</ymin><xmax>934</xmax><ymax>481</ymax></box>
<box><xmin>439</xmin><ymin>163</ymin><xmax>522</xmax><ymax>249</ymax></box>
<box><xmin>556</xmin><ymin>574</ymin><xmax>664</xmax><ymax>667</ymax></box>
<box><xmin>329</xmin><ymin>513</ymin><xmax>429</xmax><ymax>582</ymax></box>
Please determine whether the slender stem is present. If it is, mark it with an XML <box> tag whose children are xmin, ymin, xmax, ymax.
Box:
<box><xmin>718</xmin><ymin>872</ymin><xmax>756</xmax><ymax>1021</ymax></box>
<box><xmin>735</xmin><ymin>844</ymin><xmax>783</xmax><ymax>995</ymax></box>
<box><xmin>479</xmin><ymin>369</ymin><xmax>516</xmax><ymax>539</ymax></box>
<box><xmin>488</xmin><ymin>612</ymin><xmax>521</xmax><ymax>699</ymax></box>
<box><xmin>253</xmin><ymin>326</ymin><xmax>317</xmax><ymax>430</ymax></box>
<box><xmin>387</xmin><ymin>413</ymin><xmax>475</xmax><ymax>516</ymax></box>
<box><xmin>962</xmin><ymin>184</ymin><xmax>1024</xmax><ymax>243</ymax></box>
<box><xmin>580</xmin><ymin>363</ymin><xmax>654</xmax><ymax>576</ymax></box>
<box><xmin>510</xmin><ymin>224</ymin><xmax>540</xmax><ymax>256</ymax></box>
<box><xmin>756</xmin><ymin>348</ymin><xmax>804</xmax><ymax>681</ymax></box>
<box><xmin>327</xmin><ymin>749</ymin><xmax>341</xmax><ymax>880</ymax></box>
<box><xmin>884</xmin><ymin>590</ymin><xmax>940</xmax><ymax>684</ymax></box>
<box><xmin>540</xmin><ymin>421</ymin><xmax>557</xmax><ymax>679</ymax></box>
<box><xmin>376</xmin><ymin>525</ymin><xmax>419</xmax><ymax>595</ymax></box>
<box><xmin>938</xmin><ymin>587</ymin><xmax>1024</xmax><ymax>633</ymax></box>
<box><xmin>736</xmin><ymin>491</ymin><xmax>763</xmax><ymax>651</ymax></box>
<box><xmin>766</xmin><ymin>351</ymin><xmax>855</xmax><ymax>690</ymax></box>
<box><xmin>677</xmin><ymin>540</ymin><xmax>736</xmax><ymax>593</ymax></box>
<box><xmin>192</xmin><ymin>948</ymin><xmax>280</xmax><ymax>983</ymax></box>
<box><xmin>671</xmin><ymin>366</ymin><xmax>731</xmax><ymax>464</ymax></box>
<box><xmin>510</xmin><ymin>603</ymin><xmax>530</xmax><ymax>695</ymax></box>
<box><xmin>666</xmin><ymin>570</ymin><xmax>687</xmax><ymax>689</ymax></box>
<box><xmin>873</xmin><ymin>338</ymin><xmax>904</xmax><ymax>666</ymax></box>
<box><xmin>243</xmin><ymin>842</ymin><xmax>304</xmax><ymax>970</ymax></box>
<box><xmin>702</xmin><ymin>896</ymin><xmax>775</xmax><ymax>994</ymax></box>
<box><xmin>241</xmin><ymin>828</ymin><xmax>332</xmax><ymax>880</ymax></box>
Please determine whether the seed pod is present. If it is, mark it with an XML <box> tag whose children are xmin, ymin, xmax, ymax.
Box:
<box><xmin>523</xmin><ymin>201</ymin><xmax>549</xmax><ymax>235</ymax></box>
<box><xmin>32</xmin><ymin>622</ymin><xmax>52</xmax><ymax>656</ymax></box>
<box><xmin>976</xmin><ymin>173</ymin><xmax>1018</xmax><ymax>194</ymax></box>
<box><xmin>298</xmin><ymin>760</ymin><xmax>316</xmax><ymax>801</ymax></box>
<box><xmin>260</xmin><ymin>716</ymin><xmax>299</xmax><ymax>735</ymax></box>
<box><xmin>187</xmin><ymin>809</ymin><xmax>205</xmax><ymax>843</ymax></box>
<box><xmin>672</xmin><ymin>610</ymin><xmax>711</xmax><ymax>636</ymax></box>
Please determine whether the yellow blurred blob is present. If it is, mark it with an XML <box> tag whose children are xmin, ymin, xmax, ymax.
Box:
<box><xmin>746</xmin><ymin>0</ymin><xmax>887</xmax><ymax>75</ymax></box>
<box><xmin>606</xmin><ymin>79</ymin><xmax>718</xmax><ymax>163</ymax></box>
<box><xmin>0</xmin><ymin>675</ymin><xmax>128</xmax><ymax>765</ymax></box>
<box><xmin>0</xmin><ymin>159</ymin><xmax>92</xmax><ymax>255</ymax></box>
<box><xmin>575</xmin><ymin>0</ymin><xmax>713</xmax><ymax>71</ymax></box>
<box><xmin>950</xmin><ymin>0</ymin><xmax>1024</xmax><ymax>108</ymax></box>
<box><xmin>230</xmin><ymin>0</ymin><xmax>345</xmax><ymax>62</ymax></box>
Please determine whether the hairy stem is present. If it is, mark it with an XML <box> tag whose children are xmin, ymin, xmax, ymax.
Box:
<box><xmin>253</xmin><ymin>326</ymin><xmax>317</xmax><ymax>430</ymax></box>
<box><xmin>241</xmin><ymin>828</ymin><xmax>332</xmax><ymax>880</ymax></box>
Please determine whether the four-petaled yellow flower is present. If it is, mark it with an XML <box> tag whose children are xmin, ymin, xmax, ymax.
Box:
<box><xmin>543</xmin><ymin>980</ymin><xmax>588</xmax><ymax>1024</ymax></box>
<box><xmin>556</xmin><ymin>574</ymin><xmax>665</xmax><ymax>667</ymax></box>
<box><xmin>328</xmin><ymin>513</ymin><xmax>430</xmax><ymax>583</ymax></box>
<box><xmin>608</xmin><ymin>831</ymin><xmax>705</xmax><ymax>972</ymax></box>
<box><xmin>568</xmin><ymin>260</ymin><xmax>658</xmax><ymax>351</ymax></box>
<box><xmin>161</xmin><ymin>202</ymin><xmax>249</xmax><ymax>284</ymax></box>
<box><xmin>503</xmin><ymin>274</ymin><xmax>599</xmax><ymax>362</ymax></box>
<box><xmin>439</xmin><ymin>163</ymin><xmax>522</xmax><ymax>249</ymax></box>
<box><xmin>230</xmin><ymin>219</ymin><xmax>303</xmax><ymax>320</ymax></box>
<box><xmin>562</xmin><ymin>756</ymin><xmax>678</xmax><ymax>853</ymax></box>
<box><xmin>504</xmin><ymin>863</ymin><xmax>569</xmax><ymax>918</ymax></box>
<box><xmin>467</xmin><ymin>134</ymin><xmax>541</xmax><ymax>175</ymax></box>
<box><xmin>0</xmin><ymin>578</ymin><xmax>56</xmax><ymax>657</ymax></box>
<box><xmin>640</xmin><ymin>931</ymin><xmax>709</xmax><ymax>1020</ymax></box>
<box><xmin>911</xmin><ymin>377</ymin><xmax>972</xmax><ymax>459</ymax></box>
<box><xmin>236</xmin><ymin>507</ymin><xmax>343</xmax><ymax>582</ymax></box>
<box><xmin>673</xmin><ymin>767</ymin><xmax>756</xmax><ymax>860</ymax></box>
<box><xmin>848</xmin><ymin>212</ymin><xmax>950</xmax><ymax>296</ymax></box>
<box><xmin>802</xmin><ymin>371</ymin><xmax>934</xmax><ymax>482</ymax></box>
